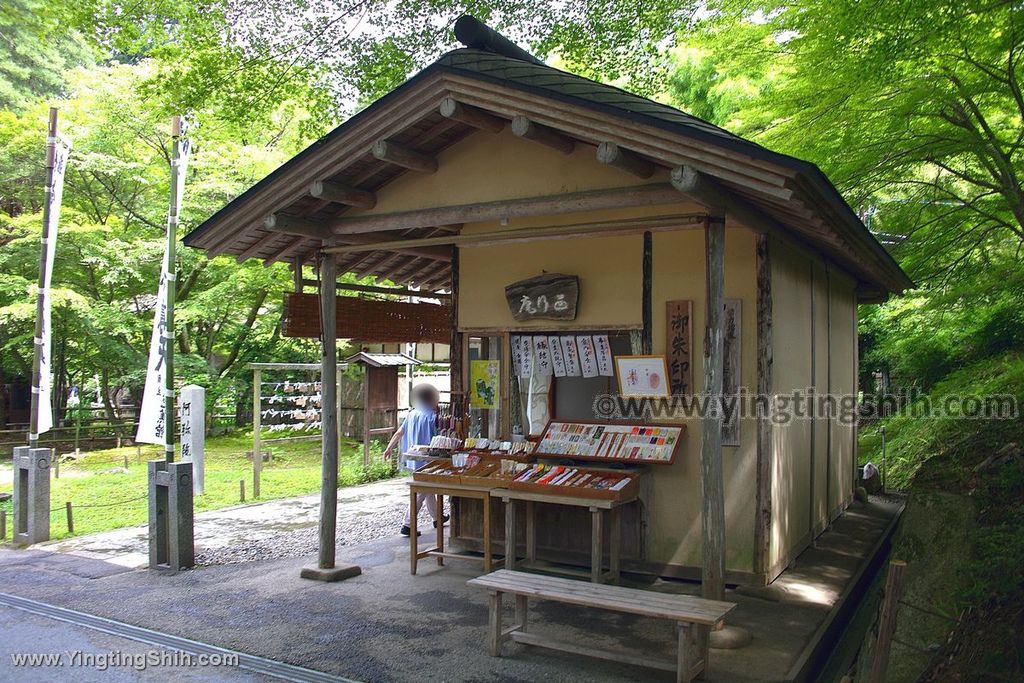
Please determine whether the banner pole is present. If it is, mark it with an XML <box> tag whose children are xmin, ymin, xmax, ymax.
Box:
<box><xmin>163</xmin><ymin>115</ymin><xmax>183</xmax><ymax>463</ymax></box>
<box><xmin>28</xmin><ymin>107</ymin><xmax>59</xmax><ymax>448</ymax></box>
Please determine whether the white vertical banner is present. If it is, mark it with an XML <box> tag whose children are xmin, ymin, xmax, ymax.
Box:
<box><xmin>136</xmin><ymin>132</ymin><xmax>190</xmax><ymax>445</ymax></box>
<box><xmin>35</xmin><ymin>139</ymin><xmax>70</xmax><ymax>435</ymax></box>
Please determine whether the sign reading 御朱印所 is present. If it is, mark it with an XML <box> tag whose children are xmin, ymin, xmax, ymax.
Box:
<box><xmin>505</xmin><ymin>273</ymin><xmax>579</xmax><ymax>322</ymax></box>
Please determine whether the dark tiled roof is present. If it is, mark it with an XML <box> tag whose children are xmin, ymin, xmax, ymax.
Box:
<box><xmin>435</xmin><ymin>49</ymin><xmax>776</xmax><ymax>160</ymax></box>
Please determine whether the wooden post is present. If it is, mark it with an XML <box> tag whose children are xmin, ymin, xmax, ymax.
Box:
<box><xmin>642</xmin><ymin>231</ymin><xmax>653</xmax><ymax>354</ymax></box>
<box><xmin>867</xmin><ymin>560</ymin><xmax>908</xmax><ymax>683</ymax></box>
<box><xmin>449</xmin><ymin>245</ymin><xmax>463</xmax><ymax>435</ymax></box>
<box><xmin>252</xmin><ymin>367</ymin><xmax>261</xmax><ymax>498</ymax></box>
<box><xmin>28</xmin><ymin>108</ymin><xmax>59</xmax><ymax>449</ymax></box>
<box><xmin>336</xmin><ymin>364</ymin><xmax>343</xmax><ymax>464</ymax></box>
<box><xmin>362</xmin><ymin>366</ymin><xmax>371</xmax><ymax>466</ymax></box>
<box><xmin>65</xmin><ymin>501</ymin><xmax>73</xmax><ymax>534</ymax></box>
<box><xmin>1</xmin><ymin>509</ymin><xmax>7</xmax><ymax>540</ymax></box>
<box><xmin>754</xmin><ymin>234</ymin><xmax>773</xmax><ymax>577</ymax></box>
<box><xmin>318</xmin><ymin>251</ymin><xmax>339</xmax><ymax>569</ymax></box>
<box><xmin>701</xmin><ymin>217</ymin><xmax>727</xmax><ymax>602</ymax></box>
<box><xmin>239</xmin><ymin>479</ymin><xmax>245</xmax><ymax>502</ymax></box>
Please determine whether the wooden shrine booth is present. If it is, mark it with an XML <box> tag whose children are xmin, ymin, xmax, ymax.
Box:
<box><xmin>183</xmin><ymin>17</ymin><xmax>912</xmax><ymax>585</ymax></box>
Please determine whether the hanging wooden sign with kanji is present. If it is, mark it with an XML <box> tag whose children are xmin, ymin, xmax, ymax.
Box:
<box><xmin>505</xmin><ymin>273</ymin><xmax>579</xmax><ymax>322</ymax></box>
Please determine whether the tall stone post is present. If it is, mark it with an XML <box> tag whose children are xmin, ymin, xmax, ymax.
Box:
<box><xmin>12</xmin><ymin>446</ymin><xmax>51</xmax><ymax>544</ymax></box>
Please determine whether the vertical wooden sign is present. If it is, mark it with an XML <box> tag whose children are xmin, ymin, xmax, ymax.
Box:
<box><xmin>666</xmin><ymin>300</ymin><xmax>693</xmax><ymax>396</ymax></box>
<box><xmin>722</xmin><ymin>298</ymin><xmax>742</xmax><ymax>446</ymax></box>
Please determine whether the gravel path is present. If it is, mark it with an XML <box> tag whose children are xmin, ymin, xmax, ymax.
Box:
<box><xmin>194</xmin><ymin>490</ymin><xmax>450</xmax><ymax>567</ymax></box>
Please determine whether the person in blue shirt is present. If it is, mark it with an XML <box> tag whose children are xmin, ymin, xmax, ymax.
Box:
<box><xmin>384</xmin><ymin>383</ymin><xmax>449</xmax><ymax>536</ymax></box>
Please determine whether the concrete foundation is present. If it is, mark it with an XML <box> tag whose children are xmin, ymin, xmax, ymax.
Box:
<box><xmin>12</xmin><ymin>446</ymin><xmax>51</xmax><ymax>545</ymax></box>
<box><xmin>147</xmin><ymin>460</ymin><xmax>195</xmax><ymax>571</ymax></box>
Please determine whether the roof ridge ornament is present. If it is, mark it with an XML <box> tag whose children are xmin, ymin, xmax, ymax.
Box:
<box><xmin>453</xmin><ymin>15</ymin><xmax>544</xmax><ymax>65</ymax></box>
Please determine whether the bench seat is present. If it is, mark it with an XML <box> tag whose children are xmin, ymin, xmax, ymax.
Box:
<box><xmin>468</xmin><ymin>569</ymin><xmax>737</xmax><ymax>682</ymax></box>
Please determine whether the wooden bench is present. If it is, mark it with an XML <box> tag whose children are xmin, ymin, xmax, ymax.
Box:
<box><xmin>467</xmin><ymin>570</ymin><xmax>736</xmax><ymax>683</ymax></box>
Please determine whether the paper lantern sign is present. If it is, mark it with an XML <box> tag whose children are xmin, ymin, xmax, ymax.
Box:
<box><xmin>505</xmin><ymin>273</ymin><xmax>579</xmax><ymax>321</ymax></box>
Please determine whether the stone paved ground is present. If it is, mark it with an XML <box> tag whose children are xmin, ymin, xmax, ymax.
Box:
<box><xmin>0</xmin><ymin>497</ymin><xmax>902</xmax><ymax>683</ymax></box>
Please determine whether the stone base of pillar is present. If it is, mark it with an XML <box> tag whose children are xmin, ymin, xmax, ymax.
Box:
<box><xmin>300</xmin><ymin>564</ymin><xmax>362</xmax><ymax>582</ymax></box>
<box><xmin>12</xmin><ymin>446</ymin><xmax>51</xmax><ymax>545</ymax></box>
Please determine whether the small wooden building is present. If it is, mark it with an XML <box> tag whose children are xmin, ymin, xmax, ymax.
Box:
<box><xmin>184</xmin><ymin>17</ymin><xmax>911</xmax><ymax>585</ymax></box>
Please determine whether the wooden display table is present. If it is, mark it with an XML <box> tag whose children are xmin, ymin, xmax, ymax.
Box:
<box><xmin>408</xmin><ymin>480</ymin><xmax>495</xmax><ymax>575</ymax></box>
<box><xmin>493</xmin><ymin>487</ymin><xmax>635</xmax><ymax>584</ymax></box>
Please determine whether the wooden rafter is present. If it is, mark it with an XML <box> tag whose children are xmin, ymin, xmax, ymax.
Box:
<box><xmin>440</xmin><ymin>97</ymin><xmax>504</xmax><ymax>133</ymax></box>
<box><xmin>372</xmin><ymin>140</ymin><xmax>438</xmax><ymax>174</ymax></box>
<box><xmin>597</xmin><ymin>142</ymin><xmax>656</xmax><ymax>179</ymax></box>
<box><xmin>309</xmin><ymin>180</ymin><xmax>376</xmax><ymax>209</ymax></box>
<box><xmin>511</xmin><ymin>115</ymin><xmax>574</xmax><ymax>154</ymax></box>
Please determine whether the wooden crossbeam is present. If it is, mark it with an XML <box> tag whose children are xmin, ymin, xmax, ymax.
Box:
<box><xmin>330</xmin><ymin>183</ymin><xmax>682</xmax><ymax>235</ymax></box>
<box><xmin>309</xmin><ymin>180</ymin><xmax>376</xmax><ymax>209</ymax></box>
<box><xmin>511</xmin><ymin>115</ymin><xmax>575</xmax><ymax>154</ymax></box>
<box><xmin>325</xmin><ymin>212</ymin><xmax>707</xmax><ymax>255</ymax></box>
<box><xmin>440</xmin><ymin>98</ymin><xmax>504</xmax><ymax>133</ymax></box>
<box><xmin>372</xmin><ymin>140</ymin><xmax>438</xmax><ymax>173</ymax></box>
<box><xmin>598</xmin><ymin>142</ymin><xmax>656</xmax><ymax>178</ymax></box>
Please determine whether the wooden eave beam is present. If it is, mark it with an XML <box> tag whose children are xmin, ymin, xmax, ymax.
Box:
<box><xmin>597</xmin><ymin>142</ymin><xmax>656</xmax><ymax>179</ymax></box>
<box><xmin>440</xmin><ymin>97</ymin><xmax>504</xmax><ymax>133</ymax></box>
<box><xmin>330</xmin><ymin>183</ymin><xmax>683</xmax><ymax>235</ymax></box>
<box><xmin>671</xmin><ymin>165</ymin><xmax>806</xmax><ymax>245</ymax></box>
<box><xmin>372</xmin><ymin>140</ymin><xmax>438</xmax><ymax>173</ymax></box>
<box><xmin>309</xmin><ymin>180</ymin><xmax>376</xmax><ymax>209</ymax></box>
<box><xmin>511</xmin><ymin>115</ymin><xmax>575</xmax><ymax>154</ymax></box>
<box><xmin>266</xmin><ymin>213</ymin><xmax>452</xmax><ymax>261</ymax></box>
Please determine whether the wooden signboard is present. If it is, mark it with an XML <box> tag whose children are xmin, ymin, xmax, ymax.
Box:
<box><xmin>666</xmin><ymin>300</ymin><xmax>693</xmax><ymax>397</ymax></box>
<box><xmin>505</xmin><ymin>273</ymin><xmax>579</xmax><ymax>322</ymax></box>
<box><xmin>722</xmin><ymin>298</ymin><xmax>742</xmax><ymax>446</ymax></box>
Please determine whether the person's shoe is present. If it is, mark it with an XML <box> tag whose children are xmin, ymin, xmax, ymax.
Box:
<box><xmin>433</xmin><ymin>514</ymin><xmax>451</xmax><ymax>528</ymax></box>
<box><xmin>400</xmin><ymin>525</ymin><xmax>421</xmax><ymax>537</ymax></box>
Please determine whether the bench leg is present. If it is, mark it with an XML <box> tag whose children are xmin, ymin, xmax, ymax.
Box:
<box><xmin>409</xmin><ymin>488</ymin><xmax>418</xmax><ymax>575</ymax></box>
<box><xmin>677</xmin><ymin>623</ymin><xmax>707</xmax><ymax>683</ymax></box>
<box><xmin>488</xmin><ymin>591</ymin><xmax>503</xmax><ymax>656</ymax></box>
<box><xmin>515</xmin><ymin>594</ymin><xmax>528</xmax><ymax>633</ymax></box>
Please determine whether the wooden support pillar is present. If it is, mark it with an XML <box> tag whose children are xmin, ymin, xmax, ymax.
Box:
<box><xmin>701</xmin><ymin>217</ymin><xmax>726</xmax><ymax>602</ymax></box>
<box><xmin>318</xmin><ymin>252</ymin><xmax>339</xmax><ymax>568</ymax></box>
<box><xmin>642</xmin><ymin>231</ymin><xmax>653</xmax><ymax>354</ymax></box>
<box><xmin>300</xmin><ymin>251</ymin><xmax>361</xmax><ymax>582</ymax></box>
<box><xmin>449</xmin><ymin>245</ymin><xmax>463</xmax><ymax>435</ymax></box>
<box><xmin>362</xmin><ymin>366</ymin><xmax>371</xmax><ymax>467</ymax></box>
<box><xmin>754</xmin><ymin>234</ymin><xmax>773</xmax><ymax>577</ymax></box>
